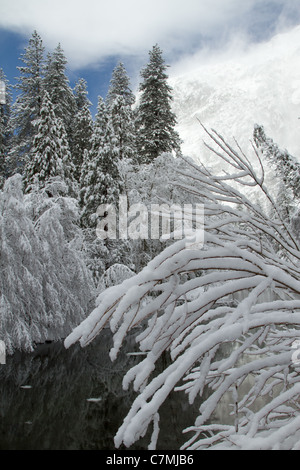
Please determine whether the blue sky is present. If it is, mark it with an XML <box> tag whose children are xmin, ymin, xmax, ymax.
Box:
<box><xmin>1</xmin><ymin>0</ymin><xmax>300</xmax><ymax>116</ymax></box>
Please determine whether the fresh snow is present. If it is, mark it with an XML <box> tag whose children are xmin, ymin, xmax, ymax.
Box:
<box><xmin>65</xmin><ymin>124</ymin><xmax>300</xmax><ymax>450</ymax></box>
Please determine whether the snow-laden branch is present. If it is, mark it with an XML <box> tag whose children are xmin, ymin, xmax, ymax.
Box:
<box><xmin>65</xmin><ymin>126</ymin><xmax>300</xmax><ymax>450</ymax></box>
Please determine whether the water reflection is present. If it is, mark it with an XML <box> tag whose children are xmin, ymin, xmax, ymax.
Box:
<box><xmin>0</xmin><ymin>330</ymin><xmax>201</xmax><ymax>450</ymax></box>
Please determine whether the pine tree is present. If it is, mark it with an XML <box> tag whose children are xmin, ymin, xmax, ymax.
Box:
<box><xmin>56</xmin><ymin>116</ymin><xmax>76</xmax><ymax>194</ymax></box>
<box><xmin>98</xmin><ymin>122</ymin><xmax>122</xmax><ymax>198</ymax></box>
<box><xmin>137</xmin><ymin>44</ymin><xmax>181</xmax><ymax>163</ymax></box>
<box><xmin>253</xmin><ymin>124</ymin><xmax>300</xmax><ymax>227</ymax></box>
<box><xmin>74</xmin><ymin>78</ymin><xmax>92</xmax><ymax>111</ymax></box>
<box><xmin>109</xmin><ymin>94</ymin><xmax>137</xmax><ymax>161</ymax></box>
<box><xmin>70</xmin><ymin>78</ymin><xmax>93</xmax><ymax>183</ymax></box>
<box><xmin>254</xmin><ymin>124</ymin><xmax>300</xmax><ymax>200</ymax></box>
<box><xmin>107</xmin><ymin>63</ymin><xmax>137</xmax><ymax>161</ymax></box>
<box><xmin>23</xmin><ymin>91</ymin><xmax>65</xmax><ymax>191</ymax></box>
<box><xmin>79</xmin><ymin>96</ymin><xmax>108</xmax><ymax>209</ymax></box>
<box><xmin>107</xmin><ymin>62</ymin><xmax>135</xmax><ymax>108</ymax></box>
<box><xmin>9</xmin><ymin>31</ymin><xmax>45</xmax><ymax>170</ymax></box>
<box><xmin>94</xmin><ymin>95</ymin><xmax>108</xmax><ymax>137</ymax></box>
<box><xmin>0</xmin><ymin>69</ymin><xmax>12</xmax><ymax>184</ymax></box>
<box><xmin>43</xmin><ymin>43</ymin><xmax>76</xmax><ymax>141</ymax></box>
<box><xmin>80</xmin><ymin>120</ymin><xmax>122</xmax><ymax>228</ymax></box>
<box><xmin>71</xmin><ymin>102</ymin><xmax>93</xmax><ymax>182</ymax></box>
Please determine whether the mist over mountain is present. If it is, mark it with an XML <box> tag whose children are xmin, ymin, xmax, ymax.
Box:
<box><xmin>170</xmin><ymin>25</ymin><xmax>300</xmax><ymax>170</ymax></box>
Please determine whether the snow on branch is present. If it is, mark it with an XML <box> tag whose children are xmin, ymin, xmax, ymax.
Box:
<box><xmin>65</xmin><ymin>125</ymin><xmax>300</xmax><ymax>450</ymax></box>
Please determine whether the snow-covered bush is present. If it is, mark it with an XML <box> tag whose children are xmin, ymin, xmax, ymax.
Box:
<box><xmin>65</xmin><ymin>125</ymin><xmax>300</xmax><ymax>450</ymax></box>
<box><xmin>0</xmin><ymin>174</ymin><xmax>94</xmax><ymax>353</ymax></box>
<box><xmin>97</xmin><ymin>263</ymin><xmax>135</xmax><ymax>295</ymax></box>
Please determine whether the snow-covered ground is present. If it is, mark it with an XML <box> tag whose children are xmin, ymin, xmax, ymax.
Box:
<box><xmin>170</xmin><ymin>25</ymin><xmax>300</xmax><ymax>169</ymax></box>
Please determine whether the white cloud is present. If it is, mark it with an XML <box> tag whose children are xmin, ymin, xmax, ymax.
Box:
<box><xmin>1</xmin><ymin>0</ymin><xmax>300</xmax><ymax>69</ymax></box>
<box><xmin>169</xmin><ymin>23</ymin><xmax>300</xmax><ymax>165</ymax></box>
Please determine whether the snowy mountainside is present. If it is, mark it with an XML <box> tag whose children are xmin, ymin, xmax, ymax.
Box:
<box><xmin>170</xmin><ymin>25</ymin><xmax>300</xmax><ymax>172</ymax></box>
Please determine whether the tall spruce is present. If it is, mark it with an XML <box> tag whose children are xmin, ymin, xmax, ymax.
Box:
<box><xmin>106</xmin><ymin>62</ymin><xmax>135</xmax><ymax>107</ymax></box>
<box><xmin>79</xmin><ymin>115</ymin><xmax>127</xmax><ymax>275</ymax></box>
<box><xmin>43</xmin><ymin>44</ymin><xmax>76</xmax><ymax>141</ymax></box>
<box><xmin>80</xmin><ymin>119</ymin><xmax>122</xmax><ymax>228</ymax></box>
<box><xmin>107</xmin><ymin>63</ymin><xmax>137</xmax><ymax>161</ymax></box>
<box><xmin>9</xmin><ymin>31</ymin><xmax>45</xmax><ymax>170</ymax></box>
<box><xmin>71</xmin><ymin>101</ymin><xmax>93</xmax><ymax>182</ymax></box>
<box><xmin>137</xmin><ymin>44</ymin><xmax>181</xmax><ymax>163</ymax></box>
<box><xmin>70</xmin><ymin>78</ymin><xmax>93</xmax><ymax>182</ymax></box>
<box><xmin>79</xmin><ymin>96</ymin><xmax>108</xmax><ymax>210</ymax></box>
<box><xmin>56</xmin><ymin>116</ymin><xmax>76</xmax><ymax>194</ymax></box>
<box><xmin>94</xmin><ymin>95</ymin><xmax>108</xmax><ymax>136</ymax></box>
<box><xmin>109</xmin><ymin>94</ymin><xmax>137</xmax><ymax>161</ymax></box>
<box><xmin>24</xmin><ymin>91</ymin><xmax>66</xmax><ymax>192</ymax></box>
<box><xmin>73</xmin><ymin>78</ymin><xmax>92</xmax><ymax>110</ymax></box>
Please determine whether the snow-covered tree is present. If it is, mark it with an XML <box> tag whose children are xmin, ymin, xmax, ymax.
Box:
<box><xmin>73</xmin><ymin>78</ymin><xmax>92</xmax><ymax>111</ymax></box>
<box><xmin>70</xmin><ymin>78</ymin><xmax>93</xmax><ymax>182</ymax></box>
<box><xmin>94</xmin><ymin>95</ymin><xmax>108</xmax><ymax>134</ymax></box>
<box><xmin>107</xmin><ymin>62</ymin><xmax>135</xmax><ymax>108</ymax></box>
<box><xmin>95</xmin><ymin>129</ymin><xmax>121</xmax><ymax>205</ymax></box>
<box><xmin>25</xmin><ymin>179</ymin><xmax>95</xmax><ymax>331</ymax></box>
<box><xmin>79</xmin><ymin>99</ymin><xmax>131</xmax><ymax>276</ymax></box>
<box><xmin>79</xmin><ymin>96</ymin><xmax>107</xmax><ymax>207</ymax></box>
<box><xmin>0</xmin><ymin>174</ymin><xmax>46</xmax><ymax>353</ymax></box>
<box><xmin>71</xmin><ymin>102</ymin><xmax>93</xmax><ymax>182</ymax></box>
<box><xmin>0</xmin><ymin>174</ymin><xmax>94</xmax><ymax>353</ymax></box>
<box><xmin>109</xmin><ymin>95</ymin><xmax>137</xmax><ymax>162</ymax></box>
<box><xmin>254</xmin><ymin>124</ymin><xmax>300</xmax><ymax>199</ymax></box>
<box><xmin>56</xmin><ymin>115</ymin><xmax>77</xmax><ymax>195</ymax></box>
<box><xmin>9</xmin><ymin>31</ymin><xmax>45</xmax><ymax>170</ymax></box>
<box><xmin>84</xmin><ymin>96</ymin><xmax>107</xmax><ymax>170</ymax></box>
<box><xmin>79</xmin><ymin>96</ymin><xmax>108</xmax><ymax>230</ymax></box>
<box><xmin>136</xmin><ymin>44</ymin><xmax>181</xmax><ymax>163</ymax></box>
<box><xmin>0</xmin><ymin>69</ymin><xmax>12</xmax><ymax>184</ymax></box>
<box><xmin>43</xmin><ymin>43</ymin><xmax>76</xmax><ymax>141</ymax></box>
<box><xmin>66</xmin><ymin>125</ymin><xmax>300</xmax><ymax>450</ymax></box>
<box><xmin>80</xmin><ymin>119</ymin><xmax>122</xmax><ymax>228</ymax></box>
<box><xmin>118</xmin><ymin>151</ymin><xmax>201</xmax><ymax>272</ymax></box>
<box><xmin>106</xmin><ymin>63</ymin><xmax>137</xmax><ymax>162</ymax></box>
<box><xmin>23</xmin><ymin>91</ymin><xmax>68</xmax><ymax>192</ymax></box>
<box><xmin>97</xmin><ymin>263</ymin><xmax>135</xmax><ymax>295</ymax></box>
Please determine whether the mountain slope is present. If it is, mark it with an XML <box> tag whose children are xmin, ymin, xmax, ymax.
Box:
<box><xmin>170</xmin><ymin>25</ymin><xmax>300</xmax><ymax>170</ymax></box>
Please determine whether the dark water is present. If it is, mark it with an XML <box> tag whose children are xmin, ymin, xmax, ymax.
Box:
<box><xmin>0</xmin><ymin>330</ymin><xmax>201</xmax><ymax>450</ymax></box>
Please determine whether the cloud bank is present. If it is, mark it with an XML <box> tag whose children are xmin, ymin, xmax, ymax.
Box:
<box><xmin>1</xmin><ymin>0</ymin><xmax>300</xmax><ymax>69</ymax></box>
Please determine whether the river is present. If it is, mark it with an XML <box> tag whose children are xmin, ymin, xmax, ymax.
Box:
<box><xmin>0</xmin><ymin>329</ymin><xmax>203</xmax><ymax>450</ymax></box>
